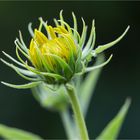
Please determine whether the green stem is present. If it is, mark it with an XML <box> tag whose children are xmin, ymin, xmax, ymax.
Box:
<box><xmin>60</xmin><ymin>108</ymin><xmax>76</xmax><ymax>140</ymax></box>
<box><xmin>66</xmin><ymin>84</ymin><xmax>89</xmax><ymax>140</ymax></box>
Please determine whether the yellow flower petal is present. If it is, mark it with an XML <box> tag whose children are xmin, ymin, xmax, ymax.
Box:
<box><xmin>46</xmin><ymin>26</ymin><xmax>56</xmax><ymax>39</ymax></box>
<box><xmin>34</xmin><ymin>29</ymin><xmax>48</xmax><ymax>46</ymax></box>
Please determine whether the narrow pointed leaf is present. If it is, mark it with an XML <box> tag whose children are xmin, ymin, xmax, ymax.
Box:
<box><xmin>96</xmin><ymin>98</ymin><xmax>131</xmax><ymax>140</ymax></box>
<box><xmin>0</xmin><ymin>124</ymin><xmax>42</xmax><ymax>140</ymax></box>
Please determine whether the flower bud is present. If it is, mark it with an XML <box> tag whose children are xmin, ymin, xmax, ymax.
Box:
<box><xmin>1</xmin><ymin>10</ymin><xmax>129</xmax><ymax>89</ymax></box>
<box><xmin>29</xmin><ymin>26</ymin><xmax>78</xmax><ymax>84</ymax></box>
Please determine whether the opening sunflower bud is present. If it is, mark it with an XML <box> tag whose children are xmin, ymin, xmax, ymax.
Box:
<box><xmin>1</xmin><ymin>10</ymin><xmax>129</xmax><ymax>89</ymax></box>
<box><xmin>29</xmin><ymin>25</ymin><xmax>79</xmax><ymax>84</ymax></box>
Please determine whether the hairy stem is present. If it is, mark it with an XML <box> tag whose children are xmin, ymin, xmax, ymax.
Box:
<box><xmin>66</xmin><ymin>84</ymin><xmax>89</xmax><ymax>140</ymax></box>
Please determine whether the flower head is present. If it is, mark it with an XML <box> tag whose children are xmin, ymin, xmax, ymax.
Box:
<box><xmin>29</xmin><ymin>26</ymin><xmax>78</xmax><ymax>84</ymax></box>
<box><xmin>1</xmin><ymin>10</ymin><xmax>129</xmax><ymax>89</ymax></box>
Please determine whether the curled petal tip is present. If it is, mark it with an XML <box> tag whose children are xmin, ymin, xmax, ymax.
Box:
<box><xmin>60</xmin><ymin>9</ymin><xmax>63</xmax><ymax>13</ymax></box>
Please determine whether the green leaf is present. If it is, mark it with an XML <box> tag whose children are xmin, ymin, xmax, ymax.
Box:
<box><xmin>95</xmin><ymin>26</ymin><xmax>130</xmax><ymax>54</ymax></box>
<box><xmin>79</xmin><ymin>54</ymin><xmax>105</xmax><ymax>116</ymax></box>
<box><xmin>1</xmin><ymin>81</ymin><xmax>41</xmax><ymax>89</ymax></box>
<box><xmin>0</xmin><ymin>124</ymin><xmax>42</xmax><ymax>140</ymax></box>
<box><xmin>96</xmin><ymin>98</ymin><xmax>131</xmax><ymax>140</ymax></box>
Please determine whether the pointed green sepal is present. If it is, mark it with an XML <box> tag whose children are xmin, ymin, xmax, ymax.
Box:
<box><xmin>0</xmin><ymin>58</ymin><xmax>39</xmax><ymax>81</ymax></box>
<box><xmin>95</xmin><ymin>26</ymin><xmax>130</xmax><ymax>54</ymax></box>
<box><xmin>79</xmin><ymin>18</ymin><xmax>87</xmax><ymax>48</ymax></box>
<box><xmin>72</xmin><ymin>11</ymin><xmax>78</xmax><ymax>42</ymax></box>
<box><xmin>85</xmin><ymin>54</ymin><xmax>113</xmax><ymax>72</ymax></box>
<box><xmin>82</xmin><ymin>20</ymin><xmax>96</xmax><ymax>60</ymax></box>
<box><xmin>28</xmin><ymin>22</ymin><xmax>34</xmax><ymax>37</ymax></box>
<box><xmin>2</xmin><ymin>51</ymin><xmax>25</xmax><ymax>68</ymax></box>
<box><xmin>1</xmin><ymin>81</ymin><xmax>41</xmax><ymax>89</ymax></box>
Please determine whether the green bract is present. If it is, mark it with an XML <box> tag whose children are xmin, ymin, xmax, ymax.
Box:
<box><xmin>1</xmin><ymin>10</ymin><xmax>129</xmax><ymax>88</ymax></box>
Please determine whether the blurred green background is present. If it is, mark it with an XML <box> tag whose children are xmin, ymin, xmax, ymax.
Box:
<box><xmin>0</xmin><ymin>1</ymin><xmax>139</xmax><ymax>139</ymax></box>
